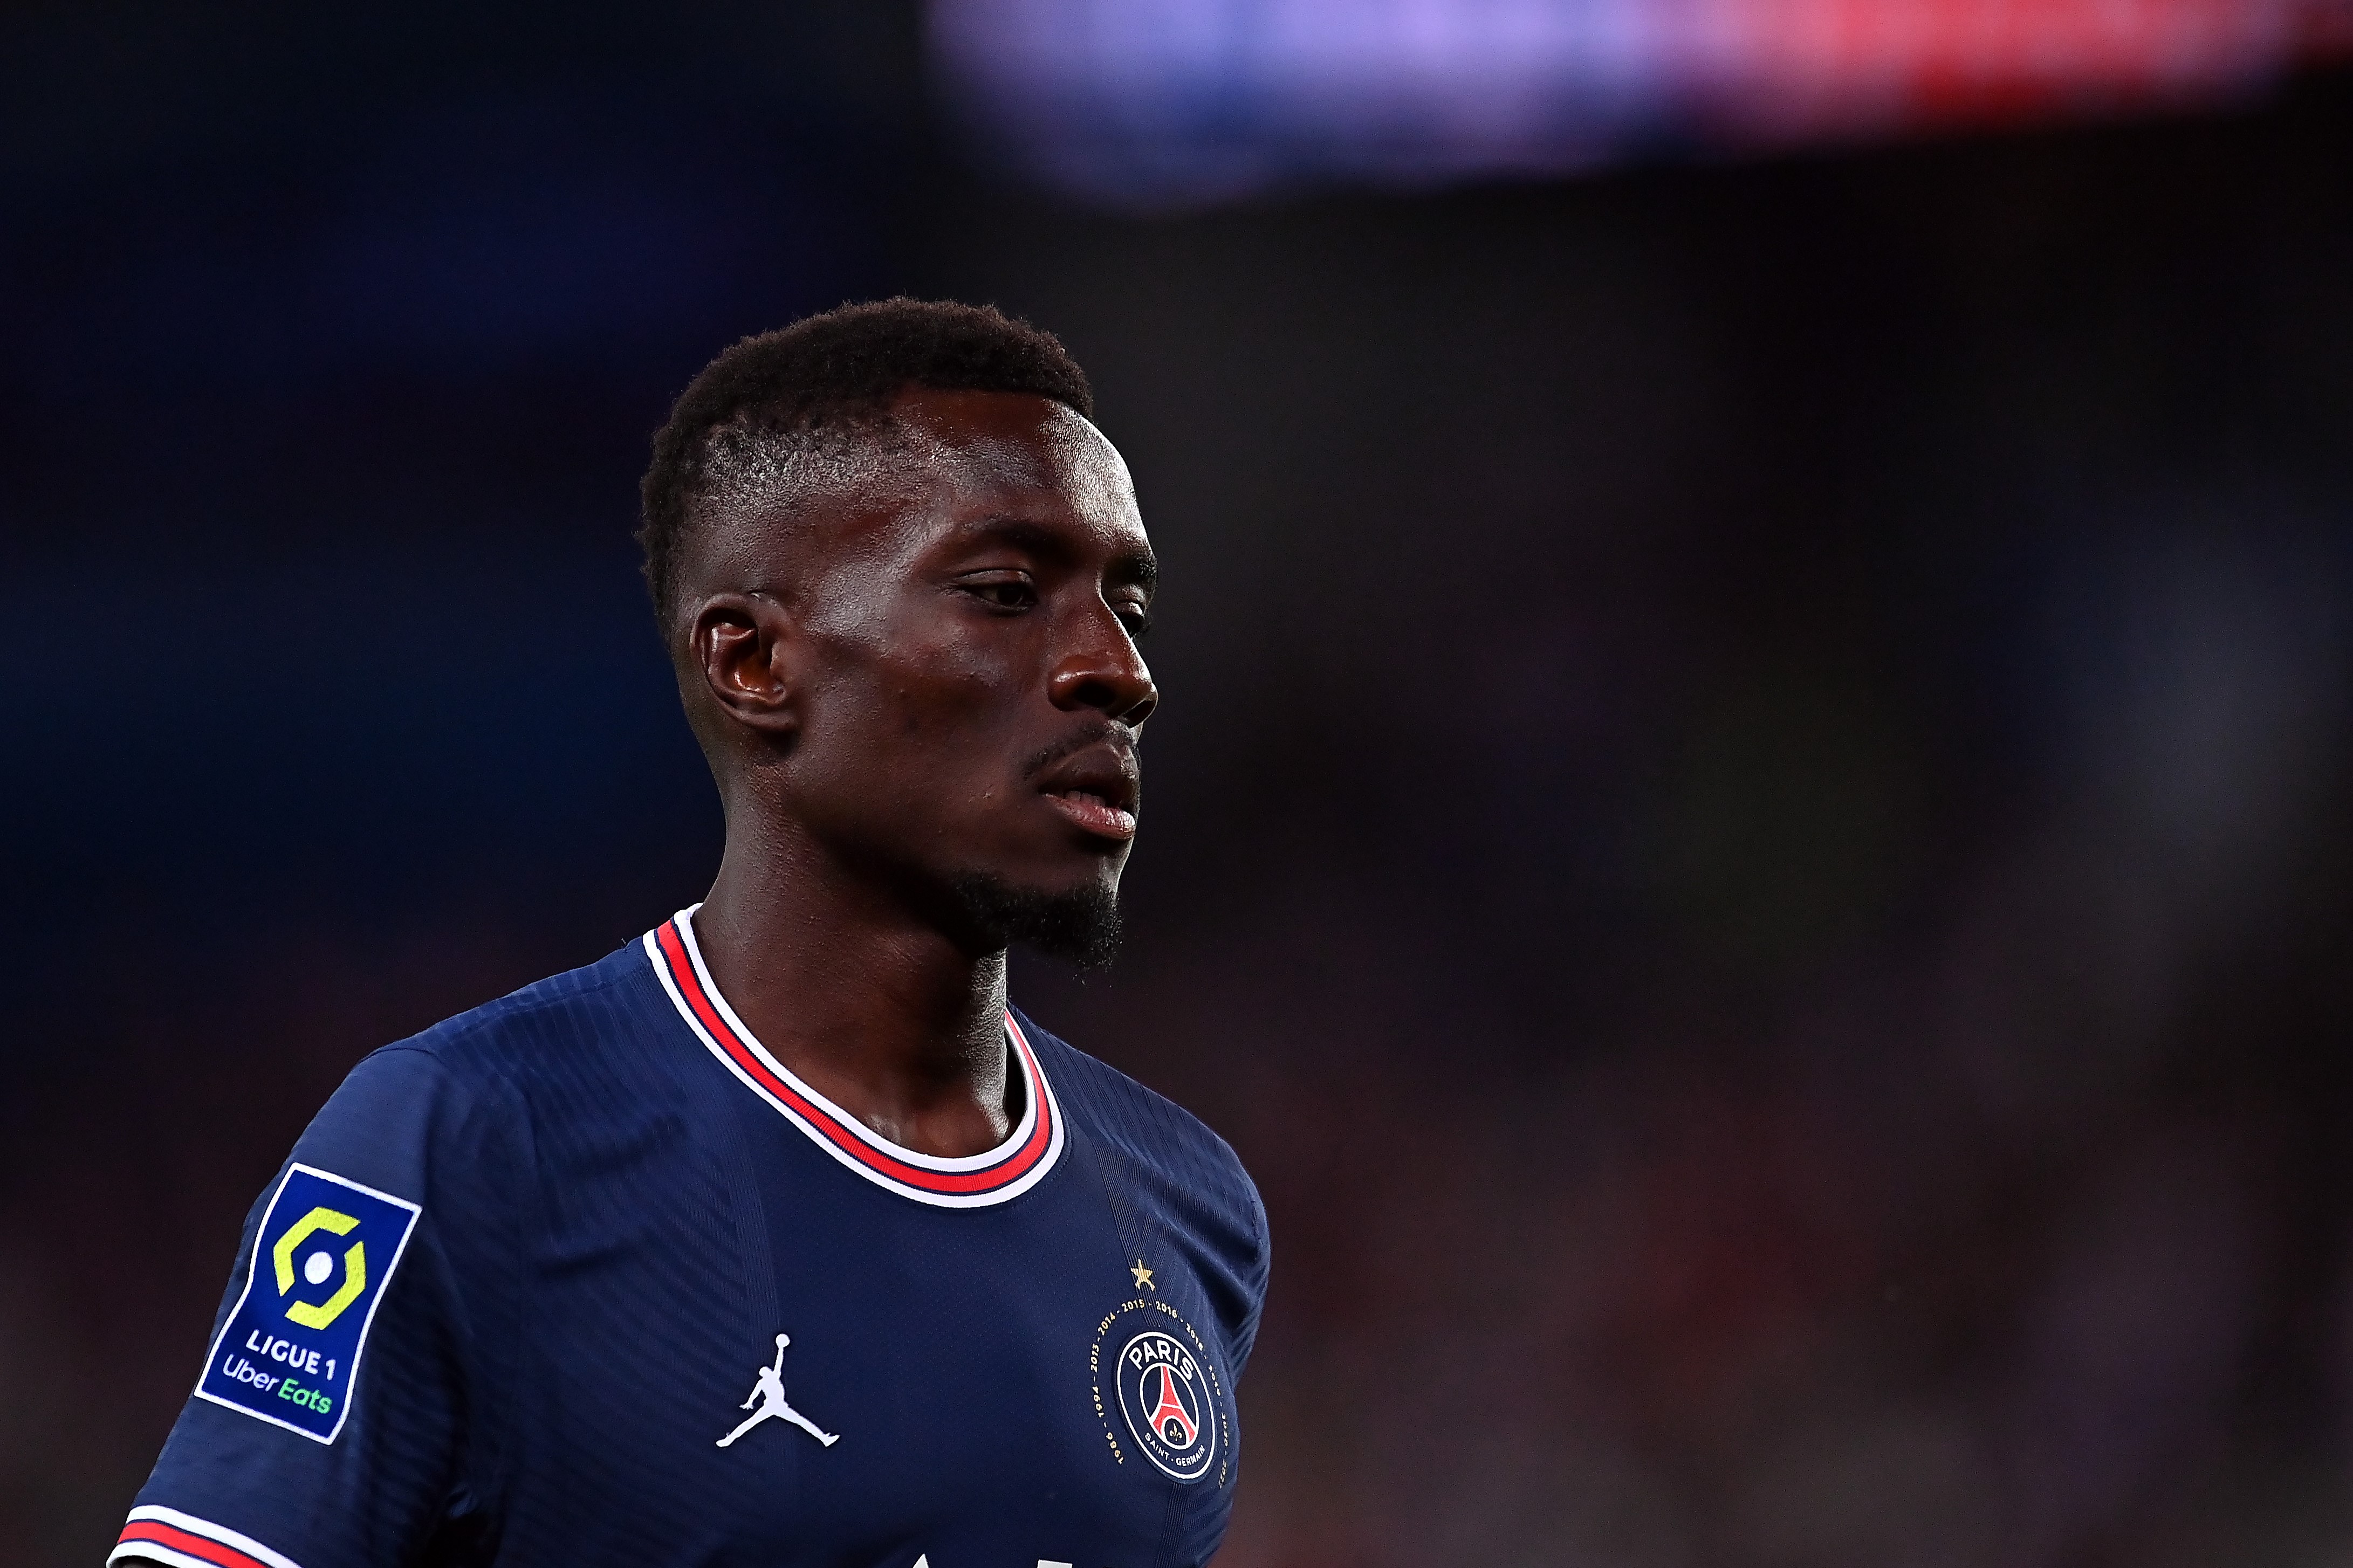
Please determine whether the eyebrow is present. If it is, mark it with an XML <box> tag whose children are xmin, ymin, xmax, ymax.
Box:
<box><xmin>964</xmin><ymin>515</ymin><xmax>1158</xmax><ymax>595</ymax></box>
<box><xmin>1115</xmin><ymin>549</ymin><xmax>1159</xmax><ymax>594</ymax></box>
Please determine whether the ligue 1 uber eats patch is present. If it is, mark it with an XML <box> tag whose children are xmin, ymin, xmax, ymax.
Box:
<box><xmin>197</xmin><ymin>1164</ymin><xmax>422</xmax><ymax>1443</ymax></box>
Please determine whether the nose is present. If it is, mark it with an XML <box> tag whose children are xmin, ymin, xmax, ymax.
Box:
<box><xmin>1047</xmin><ymin>607</ymin><xmax>1158</xmax><ymax>728</ymax></box>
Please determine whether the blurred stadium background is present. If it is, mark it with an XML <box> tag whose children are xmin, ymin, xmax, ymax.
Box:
<box><xmin>5</xmin><ymin>3</ymin><xmax>2353</xmax><ymax>1563</ymax></box>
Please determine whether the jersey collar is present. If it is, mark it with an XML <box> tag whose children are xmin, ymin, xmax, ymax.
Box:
<box><xmin>643</xmin><ymin>907</ymin><xmax>1065</xmax><ymax>1209</ymax></box>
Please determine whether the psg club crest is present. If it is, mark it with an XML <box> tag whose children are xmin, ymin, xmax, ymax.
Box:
<box><xmin>1089</xmin><ymin>1297</ymin><xmax>1230</xmax><ymax>1486</ymax></box>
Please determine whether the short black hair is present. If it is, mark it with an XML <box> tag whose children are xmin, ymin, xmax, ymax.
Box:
<box><xmin>637</xmin><ymin>297</ymin><xmax>1095</xmax><ymax>624</ymax></box>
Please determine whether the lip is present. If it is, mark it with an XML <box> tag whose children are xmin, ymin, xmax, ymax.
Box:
<box><xmin>1034</xmin><ymin>742</ymin><xmax>1141</xmax><ymax>842</ymax></box>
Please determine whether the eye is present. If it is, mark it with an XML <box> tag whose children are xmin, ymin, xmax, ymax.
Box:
<box><xmin>957</xmin><ymin>573</ymin><xmax>1038</xmax><ymax>613</ymax></box>
<box><xmin>1114</xmin><ymin>600</ymin><xmax>1154</xmax><ymax>638</ymax></box>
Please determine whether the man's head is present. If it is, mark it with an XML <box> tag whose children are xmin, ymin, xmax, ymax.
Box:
<box><xmin>640</xmin><ymin>300</ymin><xmax>1156</xmax><ymax>967</ymax></box>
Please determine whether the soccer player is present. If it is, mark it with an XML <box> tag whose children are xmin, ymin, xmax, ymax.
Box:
<box><xmin>112</xmin><ymin>300</ymin><xmax>1270</xmax><ymax>1568</ymax></box>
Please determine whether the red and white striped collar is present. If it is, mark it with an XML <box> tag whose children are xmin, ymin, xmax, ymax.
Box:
<box><xmin>642</xmin><ymin>907</ymin><xmax>1065</xmax><ymax>1209</ymax></box>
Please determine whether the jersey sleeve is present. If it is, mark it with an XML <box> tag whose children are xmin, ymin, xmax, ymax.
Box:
<box><xmin>112</xmin><ymin>1044</ymin><xmax>526</xmax><ymax>1568</ymax></box>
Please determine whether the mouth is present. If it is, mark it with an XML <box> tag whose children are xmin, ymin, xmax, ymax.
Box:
<box><xmin>1034</xmin><ymin>742</ymin><xmax>1141</xmax><ymax>843</ymax></box>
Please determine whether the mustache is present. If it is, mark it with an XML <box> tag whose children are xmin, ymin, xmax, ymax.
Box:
<box><xmin>1020</xmin><ymin>719</ymin><xmax>1139</xmax><ymax>781</ymax></box>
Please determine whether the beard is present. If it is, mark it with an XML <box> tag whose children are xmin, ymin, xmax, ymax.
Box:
<box><xmin>948</xmin><ymin>872</ymin><xmax>1124</xmax><ymax>970</ymax></box>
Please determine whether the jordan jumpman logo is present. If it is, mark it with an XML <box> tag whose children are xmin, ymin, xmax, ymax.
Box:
<box><xmin>716</xmin><ymin>1333</ymin><xmax>839</xmax><ymax>1449</ymax></box>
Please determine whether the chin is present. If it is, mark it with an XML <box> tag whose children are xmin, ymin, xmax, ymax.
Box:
<box><xmin>947</xmin><ymin>869</ymin><xmax>1123</xmax><ymax>969</ymax></box>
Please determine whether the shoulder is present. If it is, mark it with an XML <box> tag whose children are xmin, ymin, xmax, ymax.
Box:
<box><xmin>331</xmin><ymin>935</ymin><xmax>674</xmax><ymax>1126</ymax></box>
<box><xmin>1022</xmin><ymin>1013</ymin><xmax>1247</xmax><ymax>1178</ymax></box>
<box><xmin>390</xmin><ymin>937</ymin><xmax>657</xmax><ymax>1084</ymax></box>
<box><xmin>290</xmin><ymin>939</ymin><xmax>660</xmax><ymax>1198</ymax></box>
<box><xmin>1018</xmin><ymin>1009</ymin><xmax>1265</xmax><ymax>1244</ymax></box>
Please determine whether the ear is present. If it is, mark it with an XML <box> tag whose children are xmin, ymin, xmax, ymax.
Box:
<box><xmin>692</xmin><ymin>590</ymin><xmax>801</xmax><ymax>738</ymax></box>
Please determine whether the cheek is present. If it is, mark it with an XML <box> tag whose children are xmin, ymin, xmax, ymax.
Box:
<box><xmin>814</xmin><ymin>642</ymin><xmax>1018</xmax><ymax>800</ymax></box>
<box><xmin>882</xmin><ymin>652</ymin><xmax>1006</xmax><ymax>741</ymax></box>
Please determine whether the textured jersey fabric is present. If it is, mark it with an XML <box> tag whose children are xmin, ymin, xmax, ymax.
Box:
<box><xmin>116</xmin><ymin>910</ymin><xmax>1269</xmax><ymax>1568</ymax></box>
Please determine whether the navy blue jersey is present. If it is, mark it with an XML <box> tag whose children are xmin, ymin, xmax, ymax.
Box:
<box><xmin>115</xmin><ymin>910</ymin><xmax>1268</xmax><ymax>1568</ymax></box>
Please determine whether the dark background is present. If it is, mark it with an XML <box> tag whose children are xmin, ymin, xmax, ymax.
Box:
<box><xmin>6</xmin><ymin>6</ymin><xmax>2352</xmax><ymax>1564</ymax></box>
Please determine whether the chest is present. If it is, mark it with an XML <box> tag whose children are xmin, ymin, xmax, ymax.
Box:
<box><xmin>506</xmin><ymin>1111</ymin><xmax>1239</xmax><ymax>1568</ymax></box>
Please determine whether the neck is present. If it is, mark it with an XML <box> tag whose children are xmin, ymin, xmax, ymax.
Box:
<box><xmin>690</xmin><ymin>820</ymin><xmax>1018</xmax><ymax>1159</ymax></box>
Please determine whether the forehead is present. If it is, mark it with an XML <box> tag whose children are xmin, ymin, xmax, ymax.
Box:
<box><xmin>890</xmin><ymin>387</ymin><xmax>1143</xmax><ymax>548</ymax></box>
<box><xmin>688</xmin><ymin>389</ymin><xmax>1148</xmax><ymax>609</ymax></box>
